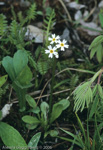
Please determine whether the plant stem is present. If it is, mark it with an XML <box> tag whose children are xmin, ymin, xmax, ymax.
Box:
<box><xmin>49</xmin><ymin>58</ymin><xmax>56</xmax><ymax>115</ymax></box>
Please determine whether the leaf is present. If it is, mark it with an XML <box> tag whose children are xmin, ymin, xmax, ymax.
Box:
<box><xmin>16</xmin><ymin>65</ymin><xmax>32</xmax><ymax>86</ymax></box>
<box><xmin>26</xmin><ymin>124</ymin><xmax>38</xmax><ymax>130</ymax></box>
<box><xmin>0</xmin><ymin>75</ymin><xmax>8</xmax><ymax>87</ymax></box>
<box><xmin>26</xmin><ymin>94</ymin><xmax>37</xmax><ymax>108</ymax></box>
<box><xmin>50</xmin><ymin>104</ymin><xmax>63</xmax><ymax>123</ymax></box>
<box><xmin>96</xmin><ymin>44</ymin><xmax>102</xmax><ymax>63</ymax></box>
<box><xmin>0</xmin><ymin>122</ymin><xmax>28</xmax><ymax>150</ymax></box>
<box><xmin>28</xmin><ymin>132</ymin><xmax>41</xmax><ymax>150</ymax></box>
<box><xmin>2</xmin><ymin>56</ymin><xmax>16</xmax><ymax>81</ymax></box>
<box><xmin>22</xmin><ymin>115</ymin><xmax>40</xmax><ymax>124</ymax></box>
<box><xmin>89</xmin><ymin>35</ymin><xmax>103</xmax><ymax>50</ymax></box>
<box><xmin>55</xmin><ymin>99</ymin><xmax>70</xmax><ymax>111</ymax></box>
<box><xmin>30</xmin><ymin>107</ymin><xmax>40</xmax><ymax>114</ymax></box>
<box><xmin>13</xmin><ymin>50</ymin><xmax>28</xmax><ymax>76</ymax></box>
<box><xmin>90</xmin><ymin>45</ymin><xmax>98</xmax><ymax>59</ymax></box>
<box><xmin>49</xmin><ymin>130</ymin><xmax>59</xmax><ymax>137</ymax></box>
<box><xmin>73</xmin><ymin>82</ymin><xmax>93</xmax><ymax>112</ymax></box>
<box><xmin>99</xmin><ymin>12</ymin><xmax>103</xmax><ymax>28</ymax></box>
<box><xmin>98</xmin><ymin>84</ymin><xmax>103</xmax><ymax>99</ymax></box>
<box><xmin>40</xmin><ymin>102</ymin><xmax>49</xmax><ymax>121</ymax></box>
<box><xmin>0</xmin><ymin>110</ymin><xmax>2</xmax><ymax>119</ymax></box>
<box><xmin>88</xmin><ymin>94</ymin><xmax>98</xmax><ymax>120</ymax></box>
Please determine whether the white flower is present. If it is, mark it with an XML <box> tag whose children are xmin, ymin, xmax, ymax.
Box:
<box><xmin>48</xmin><ymin>34</ymin><xmax>60</xmax><ymax>44</ymax></box>
<box><xmin>56</xmin><ymin>39</ymin><xmax>69</xmax><ymax>51</ymax></box>
<box><xmin>45</xmin><ymin>45</ymin><xmax>59</xmax><ymax>58</ymax></box>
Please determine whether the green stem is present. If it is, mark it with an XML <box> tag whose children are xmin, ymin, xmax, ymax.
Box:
<box><xmin>13</xmin><ymin>83</ymin><xmax>27</xmax><ymax>112</ymax></box>
<box><xmin>49</xmin><ymin>58</ymin><xmax>56</xmax><ymax>115</ymax></box>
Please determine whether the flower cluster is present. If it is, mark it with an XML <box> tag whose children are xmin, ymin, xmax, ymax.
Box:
<box><xmin>45</xmin><ymin>34</ymin><xmax>69</xmax><ymax>58</ymax></box>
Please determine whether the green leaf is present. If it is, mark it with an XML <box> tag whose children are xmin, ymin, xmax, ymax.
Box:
<box><xmin>2</xmin><ymin>56</ymin><xmax>16</xmax><ymax>81</ymax></box>
<box><xmin>0</xmin><ymin>122</ymin><xmax>28</xmax><ymax>150</ymax></box>
<box><xmin>88</xmin><ymin>95</ymin><xmax>98</xmax><ymax>120</ymax></box>
<box><xmin>16</xmin><ymin>65</ymin><xmax>32</xmax><ymax>86</ymax></box>
<box><xmin>99</xmin><ymin>12</ymin><xmax>103</xmax><ymax>28</ymax></box>
<box><xmin>49</xmin><ymin>130</ymin><xmax>59</xmax><ymax>137</ymax></box>
<box><xmin>89</xmin><ymin>35</ymin><xmax>103</xmax><ymax>50</ymax></box>
<box><xmin>26</xmin><ymin>124</ymin><xmax>38</xmax><ymax>130</ymax></box>
<box><xmin>30</xmin><ymin>107</ymin><xmax>40</xmax><ymax>114</ymax></box>
<box><xmin>26</xmin><ymin>95</ymin><xmax>36</xmax><ymax>108</ymax></box>
<box><xmin>55</xmin><ymin>99</ymin><xmax>70</xmax><ymax>111</ymax></box>
<box><xmin>73</xmin><ymin>82</ymin><xmax>93</xmax><ymax>112</ymax></box>
<box><xmin>98</xmin><ymin>84</ymin><xmax>103</xmax><ymax>98</ymax></box>
<box><xmin>90</xmin><ymin>45</ymin><xmax>98</xmax><ymax>59</ymax></box>
<box><xmin>50</xmin><ymin>104</ymin><xmax>63</xmax><ymax>123</ymax></box>
<box><xmin>0</xmin><ymin>75</ymin><xmax>8</xmax><ymax>87</ymax></box>
<box><xmin>22</xmin><ymin>115</ymin><xmax>40</xmax><ymax>124</ymax></box>
<box><xmin>96</xmin><ymin>44</ymin><xmax>103</xmax><ymax>63</ymax></box>
<box><xmin>28</xmin><ymin>132</ymin><xmax>41</xmax><ymax>150</ymax></box>
<box><xmin>0</xmin><ymin>110</ymin><xmax>2</xmax><ymax>119</ymax></box>
<box><xmin>40</xmin><ymin>102</ymin><xmax>49</xmax><ymax>121</ymax></box>
<box><xmin>13</xmin><ymin>50</ymin><xmax>28</xmax><ymax>76</ymax></box>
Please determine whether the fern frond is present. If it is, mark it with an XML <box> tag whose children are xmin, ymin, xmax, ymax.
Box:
<box><xmin>37</xmin><ymin>61</ymin><xmax>49</xmax><ymax>75</ymax></box>
<box><xmin>43</xmin><ymin>9</ymin><xmax>56</xmax><ymax>46</ymax></box>
<box><xmin>0</xmin><ymin>14</ymin><xmax>7</xmax><ymax>36</ymax></box>
<box><xmin>70</xmin><ymin>74</ymin><xmax>79</xmax><ymax>88</ymax></box>
<box><xmin>27</xmin><ymin>3</ymin><xmax>37</xmax><ymax>22</ymax></box>
<box><xmin>73</xmin><ymin>82</ymin><xmax>93</xmax><ymax>112</ymax></box>
<box><xmin>9</xmin><ymin>20</ymin><xmax>19</xmax><ymax>38</ymax></box>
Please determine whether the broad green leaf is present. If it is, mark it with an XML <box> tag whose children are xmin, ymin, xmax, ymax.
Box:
<box><xmin>13</xmin><ymin>50</ymin><xmax>28</xmax><ymax>76</ymax></box>
<box><xmin>30</xmin><ymin>107</ymin><xmax>40</xmax><ymax>114</ymax></box>
<box><xmin>89</xmin><ymin>35</ymin><xmax>103</xmax><ymax>50</ymax></box>
<box><xmin>26</xmin><ymin>95</ymin><xmax>36</xmax><ymax>108</ymax></box>
<box><xmin>28</xmin><ymin>132</ymin><xmax>41</xmax><ymax>150</ymax></box>
<box><xmin>16</xmin><ymin>65</ymin><xmax>32</xmax><ymax>86</ymax></box>
<box><xmin>99</xmin><ymin>13</ymin><xmax>103</xmax><ymax>28</ymax></box>
<box><xmin>55</xmin><ymin>99</ymin><xmax>70</xmax><ymax>111</ymax></box>
<box><xmin>49</xmin><ymin>130</ymin><xmax>59</xmax><ymax>137</ymax></box>
<box><xmin>40</xmin><ymin>102</ymin><xmax>49</xmax><ymax>121</ymax></box>
<box><xmin>98</xmin><ymin>84</ymin><xmax>103</xmax><ymax>98</ymax></box>
<box><xmin>22</xmin><ymin>115</ymin><xmax>40</xmax><ymax>124</ymax></box>
<box><xmin>96</xmin><ymin>44</ymin><xmax>102</xmax><ymax>63</ymax></box>
<box><xmin>2</xmin><ymin>56</ymin><xmax>16</xmax><ymax>81</ymax></box>
<box><xmin>0</xmin><ymin>110</ymin><xmax>2</xmax><ymax>119</ymax></box>
<box><xmin>89</xmin><ymin>95</ymin><xmax>98</xmax><ymax>120</ymax></box>
<box><xmin>50</xmin><ymin>104</ymin><xmax>63</xmax><ymax>123</ymax></box>
<box><xmin>0</xmin><ymin>122</ymin><xmax>28</xmax><ymax>150</ymax></box>
<box><xmin>0</xmin><ymin>75</ymin><xmax>8</xmax><ymax>87</ymax></box>
<box><xmin>90</xmin><ymin>46</ymin><xmax>98</xmax><ymax>59</ymax></box>
<box><xmin>26</xmin><ymin>124</ymin><xmax>38</xmax><ymax>130</ymax></box>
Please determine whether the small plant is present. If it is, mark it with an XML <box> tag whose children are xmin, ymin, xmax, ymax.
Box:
<box><xmin>22</xmin><ymin>95</ymin><xmax>70</xmax><ymax>138</ymax></box>
<box><xmin>2</xmin><ymin>50</ymin><xmax>33</xmax><ymax>112</ymax></box>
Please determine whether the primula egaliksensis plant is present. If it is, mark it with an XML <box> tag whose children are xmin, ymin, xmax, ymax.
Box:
<box><xmin>22</xmin><ymin>95</ymin><xmax>70</xmax><ymax>138</ymax></box>
<box><xmin>2</xmin><ymin>50</ymin><xmax>33</xmax><ymax>112</ymax></box>
<box><xmin>45</xmin><ymin>34</ymin><xmax>69</xmax><ymax>114</ymax></box>
<box><xmin>22</xmin><ymin>34</ymin><xmax>70</xmax><ymax>138</ymax></box>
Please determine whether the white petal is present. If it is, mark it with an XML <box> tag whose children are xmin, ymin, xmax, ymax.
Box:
<box><xmin>56</xmin><ymin>35</ymin><xmax>60</xmax><ymax>40</ymax></box>
<box><xmin>63</xmin><ymin>39</ymin><xmax>67</xmax><ymax>44</ymax></box>
<box><xmin>53</xmin><ymin>47</ymin><xmax>57</xmax><ymax>51</ymax></box>
<box><xmin>64</xmin><ymin>45</ymin><xmax>69</xmax><ymax>48</ymax></box>
<box><xmin>61</xmin><ymin>47</ymin><xmax>65</xmax><ymax>51</ymax></box>
<box><xmin>50</xmin><ymin>41</ymin><xmax>54</xmax><ymax>44</ymax></box>
<box><xmin>48</xmin><ymin>45</ymin><xmax>52</xmax><ymax>50</ymax></box>
<box><xmin>56</xmin><ymin>44</ymin><xmax>60</xmax><ymax>48</ymax></box>
<box><xmin>45</xmin><ymin>50</ymin><xmax>50</xmax><ymax>54</ymax></box>
<box><xmin>52</xmin><ymin>34</ymin><xmax>55</xmax><ymax>38</ymax></box>
<box><xmin>49</xmin><ymin>53</ymin><xmax>53</xmax><ymax>58</ymax></box>
<box><xmin>48</xmin><ymin>37</ymin><xmax>52</xmax><ymax>41</ymax></box>
<box><xmin>55</xmin><ymin>54</ymin><xmax>59</xmax><ymax>58</ymax></box>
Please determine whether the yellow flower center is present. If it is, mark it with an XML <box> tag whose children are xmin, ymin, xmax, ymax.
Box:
<box><xmin>52</xmin><ymin>38</ymin><xmax>56</xmax><ymax>41</ymax></box>
<box><xmin>60</xmin><ymin>43</ymin><xmax>64</xmax><ymax>47</ymax></box>
<box><xmin>50</xmin><ymin>49</ymin><xmax>54</xmax><ymax>53</ymax></box>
